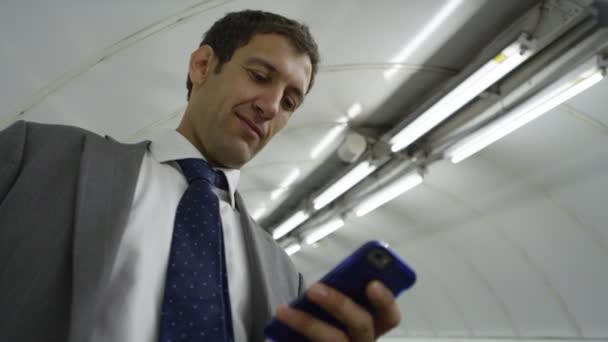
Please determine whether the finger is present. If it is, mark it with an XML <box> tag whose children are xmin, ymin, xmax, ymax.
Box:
<box><xmin>275</xmin><ymin>304</ymin><xmax>349</xmax><ymax>342</ymax></box>
<box><xmin>366</xmin><ymin>281</ymin><xmax>401</xmax><ymax>336</ymax></box>
<box><xmin>306</xmin><ymin>283</ymin><xmax>375</xmax><ymax>342</ymax></box>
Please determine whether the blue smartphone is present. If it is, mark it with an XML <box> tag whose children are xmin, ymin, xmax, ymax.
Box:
<box><xmin>264</xmin><ymin>240</ymin><xmax>416</xmax><ymax>341</ymax></box>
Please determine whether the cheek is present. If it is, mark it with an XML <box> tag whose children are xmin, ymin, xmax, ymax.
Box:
<box><xmin>258</xmin><ymin>115</ymin><xmax>289</xmax><ymax>149</ymax></box>
<box><xmin>269</xmin><ymin>115</ymin><xmax>289</xmax><ymax>138</ymax></box>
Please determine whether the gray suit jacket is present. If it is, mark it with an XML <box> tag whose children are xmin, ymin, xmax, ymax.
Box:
<box><xmin>0</xmin><ymin>120</ymin><xmax>303</xmax><ymax>342</ymax></box>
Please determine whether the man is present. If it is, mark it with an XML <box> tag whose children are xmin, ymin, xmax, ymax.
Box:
<box><xmin>0</xmin><ymin>9</ymin><xmax>401</xmax><ymax>342</ymax></box>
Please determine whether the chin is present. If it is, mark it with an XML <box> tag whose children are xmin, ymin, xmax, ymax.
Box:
<box><xmin>221</xmin><ymin>150</ymin><xmax>254</xmax><ymax>169</ymax></box>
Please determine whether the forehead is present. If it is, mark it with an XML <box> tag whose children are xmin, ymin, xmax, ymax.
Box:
<box><xmin>233</xmin><ymin>33</ymin><xmax>312</xmax><ymax>94</ymax></box>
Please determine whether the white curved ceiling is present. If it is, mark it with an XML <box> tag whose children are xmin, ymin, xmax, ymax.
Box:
<box><xmin>1</xmin><ymin>0</ymin><xmax>606</xmax><ymax>341</ymax></box>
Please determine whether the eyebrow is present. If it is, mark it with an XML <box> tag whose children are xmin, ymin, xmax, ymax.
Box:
<box><xmin>245</xmin><ymin>57</ymin><xmax>305</xmax><ymax>104</ymax></box>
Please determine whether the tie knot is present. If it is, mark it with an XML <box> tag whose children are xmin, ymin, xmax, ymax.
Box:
<box><xmin>177</xmin><ymin>158</ymin><xmax>229</xmax><ymax>191</ymax></box>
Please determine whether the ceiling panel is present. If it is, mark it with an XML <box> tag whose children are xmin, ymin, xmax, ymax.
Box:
<box><xmin>448</xmin><ymin>208</ymin><xmax>580</xmax><ymax>337</ymax></box>
<box><xmin>286</xmin><ymin>0</ymin><xmax>486</xmax><ymax>67</ymax></box>
<box><xmin>500</xmin><ymin>203</ymin><xmax>608</xmax><ymax>338</ymax></box>
<box><xmin>0</xmin><ymin>0</ymin><xmax>202</xmax><ymax>119</ymax></box>
<box><xmin>540</xmin><ymin>150</ymin><xmax>608</xmax><ymax>249</ymax></box>
<box><xmin>402</xmin><ymin>247</ymin><xmax>498</xmax><ymax>337</ymax></box>
<box><xmin>399</xmin><ymin>248</ymin><xmax>470</xmax><ymax>337</ymax></box>
<box><xmin>399</xmin><ymin>238</ymin><xmax>515</xmax><ymax>337</ymax></box>
<box><xmin>566</xmin><ymin>75</ymin><xmax>608</xmax><ymax>124</ymax></box>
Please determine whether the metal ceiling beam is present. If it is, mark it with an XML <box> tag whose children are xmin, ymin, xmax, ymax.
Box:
<box><xmin>267</xmin><ymin>0</ymin><xmax>606</xmax><ymax>247</ymax></box>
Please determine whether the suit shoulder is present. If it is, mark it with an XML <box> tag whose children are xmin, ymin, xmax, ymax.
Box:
<box><xmin>4</xmin><ymin>120</ymin><xmax>148</xmax><ymax>149</ymax></box>
<box><xmin>1</xmin><ymin>120</ymin><xmax>106</xmax><ymax>144</ymax></box>
<box><xmin>19</xmin><ymin>120</ymin><xmax>103</xmax><ymax>139</ymax></box>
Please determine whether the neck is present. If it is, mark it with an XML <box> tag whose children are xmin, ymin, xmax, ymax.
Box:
<box><xmin>176</xmin><ymin>118</ymin><xmax>223</xmax><ymax>168</ymax></box>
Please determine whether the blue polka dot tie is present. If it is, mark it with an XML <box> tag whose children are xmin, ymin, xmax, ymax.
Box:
<box><xmin>159</xmin><ymin>158</ymin><xmax>234</xmax><ymax>342</ymax></box>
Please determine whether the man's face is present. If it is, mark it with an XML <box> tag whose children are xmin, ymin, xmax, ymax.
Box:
<box><xmin>180</xmin><ymin>33</ymin><xmax>312</xmax><ymax>169</ymax></box>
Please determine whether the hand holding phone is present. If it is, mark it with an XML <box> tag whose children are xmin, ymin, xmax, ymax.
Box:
<box><xmin>264</xmin><ymin>240</ymin><xmax>416</xmax><ymax>341</ymax></box>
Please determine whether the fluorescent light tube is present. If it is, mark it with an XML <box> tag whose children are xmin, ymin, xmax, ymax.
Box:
<box><xmin>281</xmin><ymin>169</ymin><xmax>301</xmax><ymax>187</ymax></box>
<box><xmin>270</xmin><ymin>188</ymin><xmax>286</xmax><ymax>200</ymax></box>
<box><xmin>270</xmin><ymin>169</ymin><xmax>301</xmax><ymax>200</ymax></box>
<box><xmin>272</xmin><ymin>210</ymin><xmax>310</xmax><ymax>239</ymax></box>
<box><xmin>338</xmin><ymin>102</ymin><xmax>364</xmax><ymax>124</ymax></box>
<box><xmin>252</xmin><ymin>207</ymin><xmax>267</xmax><ymax>221</ymax></box>
<box><xmin>355</xmin><ymin>171</ymin><xmax>423</xmax><ymax>217</ymax></box>
<box><xmin>447</xmin><ymin>61</ymin><xmax>605</xmax><ymax>163</ymax></box>
<box><xmin>389</xmin><ymin>36</ymin><xmax>534</xmax><ymax>152</ymax></box>
<box><xmin>304</xmin><ymin>218</ymin><xmax>345</xmax><ymax>245</ymax></box>
<box><xmin>347</xmin><ymin>102</ymin><xmax>363</xmax><ymax>118</ymax></box>
<box><xmin>311</xmin><ymin>124</ymin><xmax>347</xmax><ymax>159</ymax></box>
<box><xmin>313</xmin><ymin>161</ymin><xmax>378</xmax><ymax>210</ymax></box>
<box><xmin>284</xmin><ymin>242</ymin><xmax>302</xmax><ymax>256</ymax></box>
<box><xmin>384</xmin><ymin>0</ymin><xmax>463</xmax><ymax>80</ymax></box>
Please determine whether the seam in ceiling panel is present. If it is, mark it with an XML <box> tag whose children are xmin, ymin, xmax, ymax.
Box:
<box><xmin>426</xmin><ymin>157</ymin><xmax>584</xmax><ymax>337</ymax></box>
<box><xmin>398</xmin><ymin>245</ymin><xmax>467</xmax><ymax>336</ymax></box>
<box><xmin>493</xmin><ymin>227</ymin><xmax>583</xmax><ymax>338</ymax></box>
<box><xmin>437</xmin><ymin>235</ymin><xmax>521</xmax><ymax>337</ymax></box>
<box><xmin>406</xmin><ymin>254</ymin><xmax>475</xmax><ymax>336</ymax></box>
<box><xmin>414</xmin><ymin>178</ymin><xmax>583</xmax><ymax>338</ymax></box>
<box><xmin>393</xmin><ymin>295</ymin><xmax>411</xmax><ymax>337</ymax></box>
<box><xmin>481</xmin><ymin>153</ymin><xmax>608</xmax><ymax>259</ymax></box>
<box><xmin>417</xmin><ymin>183</ymin><xmax>526</xmax><ymax>336</ymax></box>
<box><xmin>561</xmin><ymin>104</ymin><xmax>608</xmax><ymax>136</ymax></box>
<box><xmin>408</xmin><ymin>289</ymin><xmax>439</xmax><ymax>338</ymax></box>
<box><xmin>387</xmin><ymin>196</ymin><xmax>520</xmax><ymax>337</ymax></box>
<box><xmin>0</xmin><ymin>0</ymin><xmax>233</xmax><ymax>130</ymax></box>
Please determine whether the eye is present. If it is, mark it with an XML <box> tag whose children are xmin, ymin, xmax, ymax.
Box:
<box><xmin>248</xmin><ymin>70</ymin><xmax>269</xmax><ymax>83</ymax></box>
<box><xmin>282</xmin><ymin>97</ymin><xmax>297</xmax><ymax>112</ymax></box>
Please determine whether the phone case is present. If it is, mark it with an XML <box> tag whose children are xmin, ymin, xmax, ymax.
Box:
<box><xmin>264</xmin><ymin>240</ymin><xmax>416</xmax><ymax>342</ymax></box>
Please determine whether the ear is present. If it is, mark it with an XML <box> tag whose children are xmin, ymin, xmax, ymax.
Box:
<box><xmin>189</xmin><ymin>45</ymin><xmax>216</xmax><ymax>88</ymax></box>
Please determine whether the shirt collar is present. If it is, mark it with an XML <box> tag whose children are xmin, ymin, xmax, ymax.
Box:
<box><xmin>149</xmin><ymin>130</ymin><xmax>240</xmax><ymax>207</ymax></box>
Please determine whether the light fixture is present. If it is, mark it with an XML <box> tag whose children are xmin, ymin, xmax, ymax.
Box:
<box><xmin>270</xmin><ymin>188</ymin><xmax>286</xmax><ymax>200</ymax></box>
<box><xmin>281</xmin><ymin>169</ymin><xmax>301</xmax><ymax>187</ymax></box>
<box><xmin>272</xmin><ymin>210</ymin><xmax>310</xmax><ymax>239</ymax></box>
<box><xmin>270</xmin><ymin>169</ymin><xmax>301</xmax><ymax>200</ymax></box>
<box><xmin>252</xmin><ymin>207</ymin><xmax>267</xmax><ymax>221</ymax></box>
<box><xmin>347</xmin><ymin>102</ymin><xmax>363</xmax><ymax>119</ymax></box>
<box><xmin>389</xmin><ymin>34</ymin><xmax>535</xmax><ymax>152</ymax></box>
<box><xmin>303</xmin><ymin>217</ymin><xmax>345</xmax><ymax>245</ymax></box>
<box><xmin>447</xmin><ymin>56</ymin><xmax>606</xmax><ymax>163</ymax></box>
<box><xmin>311</xmin><ymin>124</ymin><xmax>347</xmax><ymax>159</ymax></box>
<box><xmin>338</xmin><ymin>102</ymin><xmax>364</xmax><ymax>124</ymax></box>
<box><xmin>313</xmin><ymin>160</ymin><xmax>378</xmax><ymax>210</ymax></box>
<box><xmin>355</xmin><ymin>170</ymin><xmax>424</xmax><ymax>217</ymax></box>
<box><xmin>284</xmin><ymin>242</ymin><xmax>302</xmax><ymax>256</ymax></box>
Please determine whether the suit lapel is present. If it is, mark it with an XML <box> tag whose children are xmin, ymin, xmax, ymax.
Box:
<box><xmin>235</xmin><ymin>193</ymin><xmax>301</xmax><ymax>341</ymax></box>
<box><xmin>68</xmin><ymin>134</ymin><xmax>149</xmax><ymax>342</ymax></box>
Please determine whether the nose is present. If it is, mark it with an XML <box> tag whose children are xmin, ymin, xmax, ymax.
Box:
<box><xmin>253</xmin><ymin>89</ymin><xmax>282</xmax><ymax>120</ymax></box>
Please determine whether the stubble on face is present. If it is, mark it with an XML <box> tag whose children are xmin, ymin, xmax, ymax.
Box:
<box><xmin>179</xmin><ymin>34</ymin><xmax>312</xmax><ymax>169</ymax></box>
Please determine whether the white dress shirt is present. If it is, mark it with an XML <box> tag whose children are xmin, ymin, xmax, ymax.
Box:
<box><xmin>91</xmin><ymin>130</ymin><xmax>251</xmax><ymax>342</ymax></box>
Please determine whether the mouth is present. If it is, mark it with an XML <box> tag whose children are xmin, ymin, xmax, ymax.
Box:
<box><xmin>235</xmin><ymin>112</ymin><xmax>264</xmax><ymax>139</ymax></box>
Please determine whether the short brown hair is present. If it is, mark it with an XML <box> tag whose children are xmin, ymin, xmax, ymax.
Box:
<box><xmin>186</xmin><ymin>9</ymin><xmax>320</xmax><ymax>100</ymax></box>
